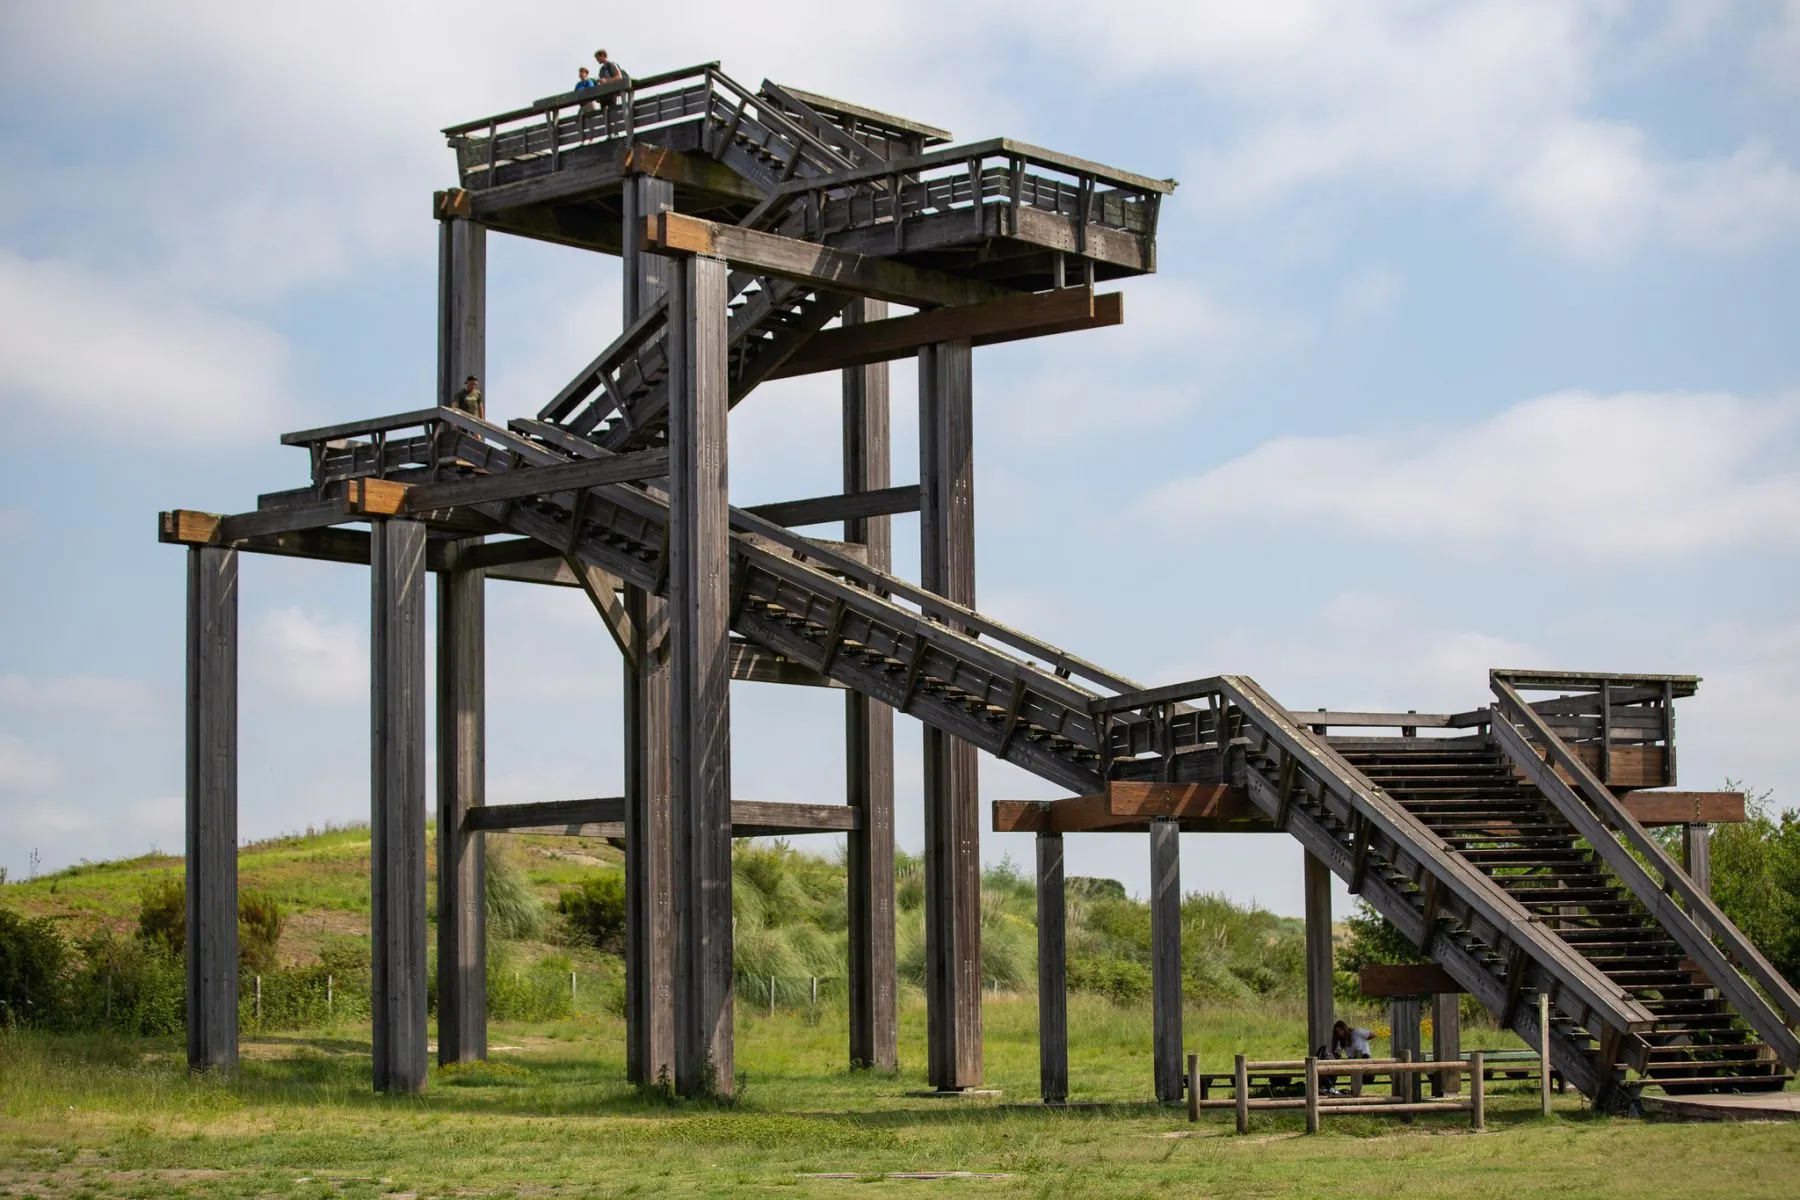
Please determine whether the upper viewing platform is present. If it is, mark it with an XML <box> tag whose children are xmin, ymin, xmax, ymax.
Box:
<box><xmin>442</xmin><ymin>62</ymin><xmax>1175</xmax><ymax>291</ymax></box>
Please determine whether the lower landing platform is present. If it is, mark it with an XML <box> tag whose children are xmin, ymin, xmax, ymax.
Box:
<box><xmin>1641</xmin><ymin>1090</ymin><xmax>1800</xmax><ymax>1122</ymax></box>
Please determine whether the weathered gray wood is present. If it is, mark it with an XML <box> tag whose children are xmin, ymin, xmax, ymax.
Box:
<box><xmin>620</xmin><ymin>172</ymin><xmax>678</xmax><ymax>1091</ymax></box>
<box><xmin>745</xmin><ymin>484</ymin><xmax>920</xmax><ymax>529</ymax></box>
<box><xmin>435</xmin><ymin>539</ymin><xmax>486</xmax><ymax>1065</ymax></box>
<box><xmin>1303</xmin><ymin>851</ymin><xmax>1334</xmax><ymax>1057</ymax></box>
<box><xmin>438</xmin><ymin>215</ymin><xmax>485</xmax><ymax>410</ymax></box>
<box><xmin>1389</xmin><ymin>1000</ymin><xmax>1422</xmax><ymax>1102</ymax></box>
<box><xmin>401</xmin><ymin>448</ymin><xmax>670</xmax><ymax>511</ymax></box>
<box><xmin>918</xmin><ymin>338</ymin><xmax>982</xmax><ymax>1090</ymax></box>
<box><xmin>185</xmin><ymin>546</ymin><xmax>238</xmax><ymax>1072</ymax></box>
<box><xmin>1432</xmin><ymin>992</ymin><xmax>1462</xmax><ymax>1096</ymax></box>
<box><xmin>1683</xmin><ymin>823</ymin><xmax>1712</xmax><ymax>896</ymax></box>
<box><xmin>646</xmin><ymin>212</ymin><xmax>1012</xmax><ymax>309</ymax></box>
<box><xmin>1036</xmin><ymin>831</ymin><xmax>1068</xmax><ymax>1104</ymax></box>
<box><xmin>668</xmin><ymin>252</ymin><xmax>734</xmax><ymax>1097</ymax></box>
<box><xmin>468</xmin><ymin>797</ymin><xmax>625</xmax><ymax>832</ymax></box>
<box><xmin>769</xmin><ymin>289</ymin><xmax>1121</xmax><ymax>379</ymax></box>
<box><xmin>1150</xmin><ymin>817</ymin><xmax>1183</xmax><ymax>1103</ymax></box>
<box><xmin>843</xmin><ymin>296</ymin><xmax>898</xmax><ymax>1073</ymax></box>
<box><xmin>371</xmin><ymin>519</ymin><xmax>429</xmax><ymax>1093</ymax></box>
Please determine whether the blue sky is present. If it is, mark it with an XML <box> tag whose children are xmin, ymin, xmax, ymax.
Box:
<box><xmin>2</xmin><ymin>2</ymin><xmax>1797</xmax><ymax>916</ymax></box>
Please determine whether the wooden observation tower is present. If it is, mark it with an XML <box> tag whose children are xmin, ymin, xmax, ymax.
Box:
<box><xmin>163</xmin><ymin>64</ymin><xmax>1798</xmax><ymax>1110</ymax></box>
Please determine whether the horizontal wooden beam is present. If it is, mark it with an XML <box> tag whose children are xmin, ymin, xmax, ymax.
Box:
<box><xmin>348</xmin><ymin>449</ymin><xmax>670</xmax><ymax>515</ymax></box>
<box><xmin>768</xmin><ymin>289</ymin><xmax>1122</xmax><ymax>378</ymax></box>
<box><xmin>643</xmin><ymin>212</ymin><xmax>1012</xmax><ymax>309</ymax></box>
<box><xmin>1359</xmin><ymin>963</ymin><xmax>1465</xmax><ymax>997</ymax></box>
<box><xmin>743</xmin><ymin>484</ymin><xmax>920</xmax><ymax>528</ymax></box>
<box><xmin>468</xmin><ymin>797</ymin><xmax>859</xmax><ymax>836</ymax></box>
<box><xmin>993</xmin><ymin>782</ymin><xmax>1266</xmax><ymax>834</ymax></box>
<box><xmin>1617</xmin><ymin>791</ymin><xmax>1745</xmax><ymax>826</ymax></box>
<box><xmin>623</xmin><ymin>143</ymin><xmax>762</xmax><ymax>203</ymax></box>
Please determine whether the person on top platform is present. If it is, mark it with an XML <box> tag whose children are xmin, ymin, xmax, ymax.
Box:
<box><xmin>449</xmin><ymin>375</ymin><xmax>483</xmax><ymax>420</ymax></box>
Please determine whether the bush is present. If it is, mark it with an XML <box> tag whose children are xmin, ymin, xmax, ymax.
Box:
<box><xmin>486</xmin><ymin>843</ymin><xmax>545</xmax><ymax>941</ymax></box>
<box><xmin>68</xmin><ymin>931</ymin><xmax>184</xmax><ymax>1036</ymax></box>
<box><xmin>134</xmin><ymin>875</ymin><xmax>285</xmax><ymax>970</ymax></box>
<box><xmin>558</xmin><ymin>872</ymin><xmax>626</xmax><ymax>955</ymax></box>
<box><xmin>0</xmin><ymin>907</ymin><xmax>68</xmax><ymax>1027</ymax></box>
<box><xmin>1067</xmin><ymin>952</ymin><xmax>1150</xmax><ymax>1003</ymax></box>
<box><xmin>1706</xmin><ymin>783</ymin><xmax>1800</xmax><ymax>986</ymax></box>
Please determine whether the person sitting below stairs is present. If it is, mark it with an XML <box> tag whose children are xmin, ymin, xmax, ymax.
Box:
<box><xmin>1332</xmin><ymin>1019</ymin><xmax>1374</xmax><ymax>1059</ymax></box>
<box><xmin>449</xmin><ymin>375</ymin><xmax>483</xmax><ymax>420</ymax></box>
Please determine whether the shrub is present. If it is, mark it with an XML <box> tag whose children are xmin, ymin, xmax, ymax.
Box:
<box><xmin>136</xmin><ymin>875</ymin><xmax>186</xmax><ymax>957</ymax></box>
<box><xmin>558</xmin><ymin>871</ymin><xmax>626</xmax><ymax>955</ymax></box>
<box><xmin>1067</xmin><ymin>952</ymin><xmax>1150</xmax><ymax>1003</ymax></box>
<box><xmin>0</xmin><ymin>907</ymin><xmax>68</xmax><ymax>1027</ymax></box>
<box><xmin>68</xmin><ymin>931</ymin><xmax>184</xmax><ymax>1036</ymax></box>
<box><xmin>134</xmin><ymin>876</ymin><xmax>285</xmax><ymax>970</ymax></box>
<box><xmin>485</xmin><ymin>843</ymin><xmax>545</xmax><ymax>941</ymax></box>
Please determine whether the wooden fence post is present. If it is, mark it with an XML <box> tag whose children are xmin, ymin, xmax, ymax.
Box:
<box><xmin>1470</xmin><ymin>1052</ymin><xmax>1486</xmax><ymax>1130</ymax></box>
<box><xmin>1234</xmin><ymin>1054</ymin><xmax>1249</xmax><ymax>1135</ymax></box>
<box><xmin>1186</xmin><ymin>1054</ymin><xmax>1199</xmax><ymax>1123</ymax></box>
<box><xmin>1538</xmin><ymin>992</ymin><xmax>1553</xmax><ymax>1116</ymax></box>
<box><xmin>1304</xmin><ymin>1056</ymin><xmax>1320</xmax><ymax>1134</ymax></box>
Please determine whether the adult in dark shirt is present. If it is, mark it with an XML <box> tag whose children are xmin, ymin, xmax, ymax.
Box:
<box><xmin>450</xmin><ymin>375</ymin><xmax>484</xmax><ymax>420</ymax></box>
<box><xmin>593</xmin><ymin>49</ymin><xmax>624</xmax><ymax>86</ymax></box>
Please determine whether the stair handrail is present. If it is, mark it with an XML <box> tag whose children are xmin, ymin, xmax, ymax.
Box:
<box><xmin>1490</xmin><ymin>676</ymin><xmax>1800</xmax><ymax>1061</ymax></box>
<box><xmin>1207</xmin><ymin>676</ymin><xmax>1658</xmax><ymax>1045</ymax></box>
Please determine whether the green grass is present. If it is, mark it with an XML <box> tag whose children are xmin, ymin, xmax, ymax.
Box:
<box><xmin>3</xmin><ymin>994</ymin><xmax>1796</xmax><ymax>1198</ymax></box>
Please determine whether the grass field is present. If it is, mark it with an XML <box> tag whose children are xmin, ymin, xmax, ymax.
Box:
<box><xmin>4</xmin><ymin>993</ymin><xmax>1797</xmax><ymax>1199</ymax></box>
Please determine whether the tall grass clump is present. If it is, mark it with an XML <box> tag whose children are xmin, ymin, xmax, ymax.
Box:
<box><xmin>485</xmin><ymin>842</ymin><xmax>545</xmax><ymax>941</ymax></box>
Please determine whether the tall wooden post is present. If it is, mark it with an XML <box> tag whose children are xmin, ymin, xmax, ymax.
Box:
<box><xmin>371</xmin><ymin>518</ymin><xmax>429</xmax><ymax>1094</ymax></box>
<box><xmin>622</xmin><ymin>173</ymin><xmax>676</xmax><ymax>1087</ymax></box>
<box><xmin>1683</xmin><ymin>824</ymin><xmax>1712</xmax><ymax>896</ymax></box>
<box><xmin>1036</xmin><ymin>830</ymin><xmax>1068</xmax><ymax>1104</ymax></box>
<box><xmin>435</xmin><ymin>539</ymin><xmax>486</xmax><ymax>1064</ymax></box>
<box><xmin>1431</xmin><ymin>991</ymin><xmax>1462</xmax><ymax>1096</ymax></box>
<box><xmin>434</xmin><ymin>197</ymin><xmax>487</xmax><ymax>1066</ymax></box>
<box><xmin>1389</xmin><ymin>997</ymin><xmax>1422</xmax><ymax>1101</ymax></box>
<box><xmin>919</xmin><ymin>338</ymin><xmax>982</xmax><ymax>1090</ymax></box>
<box><xmin>185</xmin><ymin>546</ymin><xmax>238</xmax><ymax>1072</ymax></box>
<box><xmin>1150</xmin><ymin>817</ymin><xmax>1183</xmax><ymax>1103</ymax></box>
<box><xmin>844</xmin><ymin>297</ymin><xmax>897</xmax><ymax>1072</ymax></box>
<box><xmin>668</xmin><ymin>252</ymin><xmax>734</xmax><ymax>1097</ymax></box>
<box><xmin>436</xmin><ymin>193</ymin><xmax>485</xmax><ymax>408</ymax></box>
<box><xmin>1303</xmin><ymin>851</ymin><xmax>1334</xmax><ymax>1056</ymax></box>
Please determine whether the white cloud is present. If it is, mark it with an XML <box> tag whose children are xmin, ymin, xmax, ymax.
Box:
<box><xmin>1139</xmin><ymin>389</ymin><xmax>1800</xmax><ymax>559</ymax></box>
<box><xmin>0</xmin><ymin>674</ymin><xmax>159</xmax><ymax>722</ymax></box>
<box><xmin>0</xmin><ymin>735</ymin><xmax>65</xmax><ymax>791</ymax></box>
<box><xmin>0</xmin><ymin>251</ymin><xmax>291</xmax><ymax>440</ymax></box>
<box><xmin>1505</xmin><ymin>126</ymin><xmax>1800</xmax><ymax>258</ymax></box>
<box><xmin>249</xmin><ymin>608</ymin><xmax>366</xmax><ymax>706</ymax></box>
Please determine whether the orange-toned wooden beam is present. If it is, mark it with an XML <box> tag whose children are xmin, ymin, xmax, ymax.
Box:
<box><xmin>1615</xmin><ymin>791</ymin><xmax>1745</xmax><ymax>826</ymax></box>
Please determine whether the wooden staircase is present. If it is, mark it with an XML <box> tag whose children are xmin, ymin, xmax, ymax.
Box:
<box><xmin>1342</xmin><ymin>738</ymin><xmax>1792</xmax><ymax>1096</ymax></box>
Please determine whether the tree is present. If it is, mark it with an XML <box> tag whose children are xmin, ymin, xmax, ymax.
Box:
<box><xmin>1706</xmin><ymin>783</ymin><xmax>1800</xmax><ymax>986</ymax></box>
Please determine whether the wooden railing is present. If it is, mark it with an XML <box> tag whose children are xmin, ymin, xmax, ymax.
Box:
<box><xmin>442</xmin><ymin>66</ymin><xmax>1174</xmax><ymax>250</ymax></box>
<box><xmin>1492</xmin><ymin>669</ymin><xmax>1690</xmax><ymax>789</ymax></box>
<box><xmin>1489</xmin><ymin>676</ymin><xmax>1800</xmax><ymax>1067</ymax></box>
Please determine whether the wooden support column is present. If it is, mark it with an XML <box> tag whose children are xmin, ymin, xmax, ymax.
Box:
<box><xmin>919</xmin><ymin>338</ymin><xmax>982</xmax><ymax>1090</ymax></box>
<box><xmin>1150</xmin><ymin>817</ymin><xmax>1183</xmax><ymax>1103</ymax></box>
<box><xmin>1389</xmin><ymin>997</ymin><xmax>1422</xmax><ymax>1100</ymax></box>
<box><xmin>1303</xmin><ymin>851</ymin><xmax>1334</xmax><ymax>1056</ymax></box>
<box><xmin>435</xmin><ymin>539</ymin><xmax>486</xmax><ymax>1065</ymax></box>
<box><xmin>844</xmin><ymin>296</ymin><xmax>898</xmax><ymax>1072</ymax></box>
<box><xmin>622</xmin><ymin>172</ymin><xmax>676</xmax><ymax>1087</ymax></box>
<box><xmin>1432</xmin><ymin>992</ymin><xmax>1462</xmax><ymax>1096</ymax></box>
<box><xmin>1036</xmin><ymin>830</ymin><xmax>1068</xmax><ymax>1104</ymax></box>
<box><xmin>185</xmin><ymin>546</ymin><xmax>238</xmax><ymax>1072</ymax></box>
<box><xmin>371</xmin><ymin>518</ymin><xmax>429</xmax><ymax>1094</ymax></box>
<box><xmin>1683</xmin><ymin>823</ymin><xmax>1712</xmax><ymax>896</ymax></box>
<box><xmin>436</xmin><ymin>197</ymin><xmax>485</xmax><ymax>408</ymax></box>
<box><xmin>668</xmin><ymin>252</ymin><xmax>734</xmax><ymax>1097</ymax></box>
